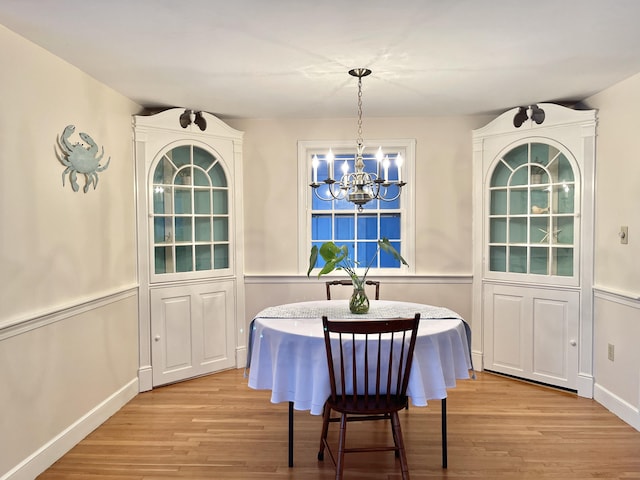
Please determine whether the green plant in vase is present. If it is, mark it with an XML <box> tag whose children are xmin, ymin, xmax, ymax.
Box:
<box><xmin>307</xmin><ymin>238</ymin><xmax>408</xmax><ymax>314</ymax></box>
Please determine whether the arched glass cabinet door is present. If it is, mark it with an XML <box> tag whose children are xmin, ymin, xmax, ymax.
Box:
<box><xmin>151</xmin><ymin>145</ymin><xmax>230</xmax><ymax>275</ymax></box>
<box><xmin>488</xmin><ymin>142</ymin><xmax>578</xmax><ymax>278</ymax></box>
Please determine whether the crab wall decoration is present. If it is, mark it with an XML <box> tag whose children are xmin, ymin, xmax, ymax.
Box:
<box><xmin>55</xmin><ymin>125</ymin><xmax>111</xmax><ymax>192</ymax></box>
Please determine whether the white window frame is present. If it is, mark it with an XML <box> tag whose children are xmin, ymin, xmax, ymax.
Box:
<box><xmin>297</xmin><ymin>139</ymin><xmax>416</xmax><ymax>276</ymax></box>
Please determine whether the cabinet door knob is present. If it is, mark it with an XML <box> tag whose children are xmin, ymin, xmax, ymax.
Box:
<box><xmin>154</xmin><ymin>335</ymin><xmax>161</xmax><ymax>342</ymax></box>
<box><xmin>570</xmin><ymin>339</ymin><xmax>577</xmax><ymax>346</ymax></box>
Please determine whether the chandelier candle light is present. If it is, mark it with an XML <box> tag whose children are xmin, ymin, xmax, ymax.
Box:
<box><xmin>310</xmin><ymin>68</ymin><xmax>406</xmax><ymax>212</ymax></box>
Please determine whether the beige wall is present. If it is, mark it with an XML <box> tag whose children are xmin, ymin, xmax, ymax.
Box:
<box><xmin>584</xmin><ymin>75</ymin><xmax>640</xmax><ymax>428</ymax></box>
<box><xmin>0</xmin><ymin>25</ymin><xmax>141</xmax><ymax>477</ymax></box>
<box><xmin>227</xmin><ymin>115</ymin><xmax>491</xmax><ymax>277</ymax></box>
<box><xmin>227</xmin><ymin>115</ymin><xmax>490</xmax><ymax>334</ymax></box>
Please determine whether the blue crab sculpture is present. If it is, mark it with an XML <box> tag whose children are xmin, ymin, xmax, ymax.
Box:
<box><xmin>55</xmin><ymin>125</ymin><xmax>111</xmax><ymax>192</ymax></box>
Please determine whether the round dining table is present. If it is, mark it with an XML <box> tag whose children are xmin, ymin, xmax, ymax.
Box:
<box><xmin>246</xmin><ymin>299</ymin><xmax>474</xmax><ymax>468</ymax></box>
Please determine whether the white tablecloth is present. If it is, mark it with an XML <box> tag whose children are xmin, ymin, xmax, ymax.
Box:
<box><xmin>247</xmin><ymin>300</ymin><xmax>472</xmax><ymax>415</ymax></box>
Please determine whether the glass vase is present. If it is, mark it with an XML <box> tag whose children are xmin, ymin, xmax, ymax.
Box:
<box><xmin>349</xmin><ymin>286</ymin><xmax>370</xmax><ymax>314</ymax></box>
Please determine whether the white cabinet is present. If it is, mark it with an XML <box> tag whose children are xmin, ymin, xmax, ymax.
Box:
<box><xmin>472</xmin><ymin>104</ymin><xmax>596</xmax><ymax>397</ymax></box>
<box><xmin>134</xmin><ymin>109</ymin><xmax>245</xmax><ymax>389</ymax></box>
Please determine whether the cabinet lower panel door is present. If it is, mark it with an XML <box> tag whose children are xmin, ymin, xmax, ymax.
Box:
<box><xmin>484</xmin><ymin>283</ymin><xmax>579</xmax><ymax>391</ymax></box>
<box><xmin>151</xmin><ymin>281</ymin><xmax>236</xmax><ymax>387</ymax></box>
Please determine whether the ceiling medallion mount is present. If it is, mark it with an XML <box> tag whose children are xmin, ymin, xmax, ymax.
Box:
<box><xmin>309</xmin><ymin>68</ymin><xmax>406</xmax><ymax>212</ymax></box>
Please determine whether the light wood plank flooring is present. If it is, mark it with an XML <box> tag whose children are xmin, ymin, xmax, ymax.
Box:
<box><xmin>38</xmin><ymin>369</ymin><xmax>640</xmax><ymax>479</ymax></box>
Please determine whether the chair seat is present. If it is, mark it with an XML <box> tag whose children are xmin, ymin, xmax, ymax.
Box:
<box><xmin>326</xmin><ymin>395</ymin><xmax>408</xmax><ymax>416</ymax></box>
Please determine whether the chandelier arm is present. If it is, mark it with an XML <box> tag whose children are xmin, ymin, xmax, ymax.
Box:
<box><xmin>374</xmin><ymin>185</ymin><xmax>405</xmax><ymax>203</ymax></box>
<box><xmin>311</xmin><ymin>182</ymin><xmax>347</xmax><ymax>202</ymax></box>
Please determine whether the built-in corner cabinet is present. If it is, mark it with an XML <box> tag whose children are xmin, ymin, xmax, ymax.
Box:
<box><xmin>472</xmin><ymin>104</ymin><xmax>596</xmax><ymax>397</ymax></box>
<box><xmin>133</xmin><ymin>109</ymin><xmax>245</xmax><ymax>390</ymax></box>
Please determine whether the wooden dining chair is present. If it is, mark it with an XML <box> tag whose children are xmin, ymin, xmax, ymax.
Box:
<box><xmin>325</xmin><ymin>279</ymin><xmax>380</xmax><ymax>300</ymax></box>
<box><xmin>318</xmin><ymin>314</ymin><xmax>421</xmax><ymax>480</ymax></box>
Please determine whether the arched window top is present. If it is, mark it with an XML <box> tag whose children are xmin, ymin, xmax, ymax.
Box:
<box><xmin>150</xmin><ymin>145</ymin><xmax>230</xmax><ymax>276</ymax></box>
<box><xmin>491</xmin><ymin>142</ymin><xmax>575</xmax><ymax>188</ymax></box>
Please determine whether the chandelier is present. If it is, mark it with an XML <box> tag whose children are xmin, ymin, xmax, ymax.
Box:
<box><xmin>309</xmin><ymin>68</ymin><xmax>406</xmax><ymax>212</ymax></box>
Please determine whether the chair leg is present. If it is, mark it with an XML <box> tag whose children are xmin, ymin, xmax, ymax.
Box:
<box><xmin>335</xmin><ymin>414</ymin><xmax>348</xmax><ymax>479</ymax></box>
<box><xmin>318</xmin><ymin>403</ymin><xmax>331</xmax><ymax>461</ymax></box>
<box><xmin>391</xmin><ymin>412</ymin><xmax>410</xmax><ymax>480</ymax></box>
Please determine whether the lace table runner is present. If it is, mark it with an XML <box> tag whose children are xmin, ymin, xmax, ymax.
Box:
<box><xmin>255</xmin><ymin>301</ymin><xmax>462</xmax><ymax>320</ymax></box>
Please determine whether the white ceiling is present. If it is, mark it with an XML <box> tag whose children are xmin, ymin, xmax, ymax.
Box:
<box><xmin>2</xmin><ymin>0</ymin><xmax>640</xmax><ymax>119</ymax></box>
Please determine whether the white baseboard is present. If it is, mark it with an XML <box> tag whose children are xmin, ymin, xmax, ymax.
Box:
<box><xmin>1</xmin><ymin>378</ymin><xmax>139</xmax><ymax>480</ymax></box>
<box><xmin>138</xmin><ymin>365</ymin><xmax>153</xmax><ymax>392</ymax></box>
<box><xmin>594</xmin><ymin>383</ymin><xmax>640</xmax><ymax>432</ymax></box>
<box><xmin>471</xmin><ymin>350</ymin><xmax>484</xmax><ymax>372</ymax></box>
<box><xmin>236</xmin><ymin>346</ymin><xmax>247</xmax><ymax>368</ymax></box>
<box><xmin>576</xmin><ymin>373</ymin><xmax>594</xmax><ymax>398</ymax></box>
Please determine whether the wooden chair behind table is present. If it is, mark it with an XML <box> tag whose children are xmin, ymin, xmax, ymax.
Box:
<box><xmin>318</xmin><ymin>314</ymin><xmax>420</xmax><ymax>480</ymax></box>
<box><xmin>325</xmin><ymin>279</ymin><xmax>381</xmax><ymax>300</ymax></box>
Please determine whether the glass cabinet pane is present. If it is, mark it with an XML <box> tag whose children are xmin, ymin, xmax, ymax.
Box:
<box><xmin>193</xmin><ymin>147</ymin><xmax>214</xmax><ymax>170</ymax></box>
<box><xmin>555</xmin><ymin>217</ymin><xmax>574</xmax><ymax>244</ymax></box>
<box><xmin>530</xmin><ymin>247</ymin><xmax>549</xmax><ymax>275</ymax></box>
<box><xmin>491</xmin><ymin>163</ymin><xmax>511</xmax><ymax>187</ymax></box>
<box><xmin>174</xmin><ymin>217</ymin><xmax>192</xmax><ymax>242</ymax></box>
<box><xmin>530</xmin><ymin>216</ymin><xmax>549</xmax><ymax>243</ymax></box>
<box><xmin>154</xmin><ymin>217</ymin><xmax>172</xmax><ymax>243</ymax></box>
<box><xmin>153</xmin><ymin>158</ymin><xmax>176</xmax><ymax>184</ymax></box>
<box><xmin>509</xmin><ymin>189</ymin><xmax>528</xmax><ymax>214</ymax></box>
<box><xmin>509</xmin><ymin>218</ymin><xmax>527</xmax><ymax>243</ymax></box>
<box><xmin>175</xmin><ymin>246</ymin><xmax>193</xmax><ymax>272</ymax></box>
<box><xmin>213</xmin><ymin>190</ymin><xmax>228</xmax><ymax>214</ymax></box>
<box><xmin>490</xmin><ymin>218</ymin><xmax>507</xmax><ymax>243</ymax></box>
<box><xmin>213</xmin><ymin>218</ymin><xmax>228</xmax><ymax>241</ymax></box>
<box><xmin>508</xmin><ymin>246</ymin><xmax>527</xmax><ymax>273</ymax></box>
<box><xmin>195</xmin><ymin>217</ymin><xmax>211</xmax><ymax>241</ymax></box>
<box><xmin>214</xmin><ymin>244</ymin><xmax>229</xmax><ymax>269</ymax></box>
<box><xmin>195</xmin><ymin>245</ymin><xmax>212</xmax><ymax>270</ymax></box>
<box><xmin>555</xmin><ymin>184</ymin><xmax>574</xmax><ymax>213</ymax></box>
<box><xmin>194</xmin><ymin>190</ymin><xmax>211</xmax><ymax>214</ymax></box>
<box><xmin>489</xmin><ymin>246</ymin><xmax>506</xmax><ymax>271</ymax></box>
<box><xmin>490</xmin><ymin>189</ymin><xmax>507</xmax><ymax>214</ymax></box>
<box><xmin>503</xmin><ymin>144</ymin><xmax>528</xmax><ymax>170</ymax></box>
<box><xmin>153</xmin><ymin>187</ymin><xmax>172</xmax><ymax>214</ymax></box>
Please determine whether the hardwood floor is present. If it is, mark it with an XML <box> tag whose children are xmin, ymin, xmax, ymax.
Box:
<box><xmin>38</xmin><ymin>369</ymin><xmax>640</xmax><ymax>479</ymax></box>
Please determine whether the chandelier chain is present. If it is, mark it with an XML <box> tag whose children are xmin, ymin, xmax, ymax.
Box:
<box><xmin>356</xmin><ymin>75</ymin><xmax>364</xmax><ymax>148</ymax></box>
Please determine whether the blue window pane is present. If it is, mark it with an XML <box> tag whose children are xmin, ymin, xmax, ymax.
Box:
<box><xmin>312</xmin><ymin>215</ymin><xmax>332</xmax><ymax>240</ymax></box>
<box><xmin>334</xmin><ymin>196</ymin><xmax>355</xmax><ymax>210</ymax></box>
<box><xmin>335</xmin><ymin>215</ymin><xmax>354</xmax><ymax>240</ymax></box>
<box><xmin>357</xmin><ymin>215</ymin><xmax>378</xmax><ymax>238</ymax></box>
<box><xmin>380</xmin><ymin>214</ymin><xmax>400</xmax><ymax>239</ymax></box>
<box><xmin>334</xmin><ymin>241</ymin><xmax>355</xmax><ymax>257</ymax></box>
<box><xmin>313</xmin><ymin>156</ymin><xmax>329</xmax><ymax>182</ymax></box>
<box><xmin>380</xmin><ymin>241</ymin><xmax>402</xmax><ymax>267</ymax></box>
<box><xmin>356</xmin><ymin>241</ymin><xmax>378</xmax><ymax>268</ymax></box>
<box><xmin>311</xmin><ymin>183</ymin><xmax>333</xmax><ymax>210</ymax></box>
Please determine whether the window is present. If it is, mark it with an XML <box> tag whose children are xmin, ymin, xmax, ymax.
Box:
<box><xmin>151</xmin><ymin>145</ymin><xmax>230</xmax><ymax>279</ymax></box>
<box><xmin>298</xmin><ymin>139</ymin><xmax>415</xmax><ymax>274</ymax></box>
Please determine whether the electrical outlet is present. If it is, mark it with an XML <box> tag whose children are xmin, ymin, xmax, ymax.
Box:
<box><xmin>620</xmin><ymin>226</ymin><xmax>628</xmax><ymax>244</ymax></box>
<box><xmin>608</xmin><ymin>343</ymin><xmax>615</xmax><ymax>361</ymax></box>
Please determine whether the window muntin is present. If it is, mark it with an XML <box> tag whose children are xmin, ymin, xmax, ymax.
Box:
<box><xmin>151</xmin><ymin>145</ymin><xmax>230</xmax><ymax>276</ymax></box>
